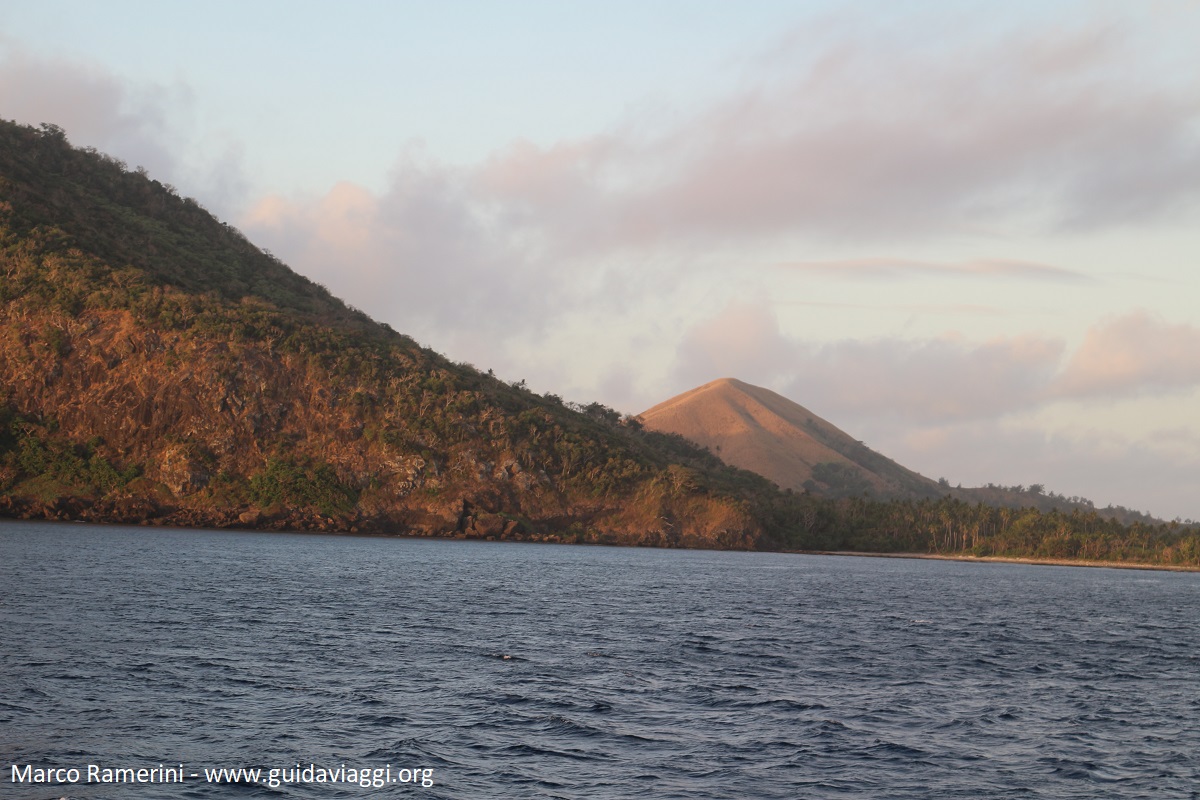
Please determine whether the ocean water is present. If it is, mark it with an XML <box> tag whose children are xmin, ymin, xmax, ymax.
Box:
<box><xmin>1</xmin><ymin>520</ymin><xmax>1197</xmax><ymax>799</ymax></box>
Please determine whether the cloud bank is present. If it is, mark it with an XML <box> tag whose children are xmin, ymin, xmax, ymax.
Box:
<box><xmin>461</xmin><ymin>15</ymin><xmax>1200</xmax><ymax>251</ymax></box>
<box><xmin>1055</xmin><ymin>311</ymin><xmax>1200</xmax><ymax>398</ymax></box>
<box><xmin>676</xmin><ymin>305</ymin><xmax>1200</xmax><ymax>425</ymax></box>
<box><xmin>238</xmin><ymin>12</ymin><xmax>1200</xmax><ymax>366</ymax></box>
<box><xmin>780</xmin><ymin>257</ymin><xmax>1091</xmax><ymax>282</ymax></box>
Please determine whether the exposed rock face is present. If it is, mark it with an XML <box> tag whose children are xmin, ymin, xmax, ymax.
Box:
<box><xmin>0</xmin><ymin>297</ymin><xmax>766</xmax><ymax>546</ymax></box>
<box><xmin>157</xmin><ymin>443</ymin><xmax>212</xmax><ymax>496</ymax></box>
<box><xmin>639</xmin><ymin>378</ymin><xmax>940</xmax><ymax>499</ymax></box>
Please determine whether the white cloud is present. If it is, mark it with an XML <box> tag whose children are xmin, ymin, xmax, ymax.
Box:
<box><xmin>671</xmin><ymin>302</ymin><xmax>1065</xmax><ymax>423</ymax></box>
<box><xmin>673</xmin><ymin>303</ymin><xmax>1200</xmax><ymax>425</ymax></box>
<box><xmin>779</xmin><ymin>257</ymin><xmax>1091</xmax><ymax>282</ymax></box>
<box><xmin>1053</xmin><ymin>311</ymin><xmax>1200</xmax><ymax>398</ymax></box>
<box><xmin>465</xmin><ymin>14</ymin><xmax>1200</xmax><ymax>250</ymax></box>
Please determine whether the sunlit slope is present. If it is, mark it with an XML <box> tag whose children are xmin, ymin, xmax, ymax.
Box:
<box><xmin>640</xmin><ymin>378</ymin><xmax>940</xmax><ymax>498</ymax></box>
<box><xmin>0</xmin><ymin>119</ymin><xmax>778</xmax><ymax>548</ymax></box>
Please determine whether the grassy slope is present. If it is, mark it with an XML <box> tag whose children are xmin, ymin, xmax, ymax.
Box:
<box><xmin>639</xmin><ymin>377</ymin><xmax>941</xmax><ymax>498</ymax></box>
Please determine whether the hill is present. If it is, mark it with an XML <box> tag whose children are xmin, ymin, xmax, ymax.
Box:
<box><xmin>639</xmin><ymin>378</ymin><xmax>940</xmax><ymax>499</ymax></box>
<box><xmin>0</xmin><ymin>120</ymin><xmax>778</xmax><ymax>548</ymax></box>
<box><xmin>639</xmin><ymin>378</ymin><xmax>1172</xmax><ymax>526</ymax></box>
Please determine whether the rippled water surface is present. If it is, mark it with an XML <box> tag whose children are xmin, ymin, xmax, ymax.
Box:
<box><xmin>2</xmin><ymin>520</ymin><xmax>1198</xmax><ymax>799</ymax></box>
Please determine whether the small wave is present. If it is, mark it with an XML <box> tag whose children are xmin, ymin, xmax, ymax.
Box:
<box><xmin>497</xmin><ymin>742</ymin><xmax>607</xmax><ymax>762</ymax></box>
<box><xmin>749</xmin><ymin>698</ymin><xmax>828</xmax><ymax>712</ymax></box>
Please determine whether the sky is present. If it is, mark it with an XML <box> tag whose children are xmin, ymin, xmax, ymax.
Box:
<box><xmin>3</xmin><ymin>0</ymin><xmax>1199</xmax><ymax>520</ymax></box>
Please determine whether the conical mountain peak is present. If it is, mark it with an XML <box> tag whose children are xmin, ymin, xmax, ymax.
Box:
<box><xmin>639</xmin><ymin>379</ymin><xmax>939</xmax><ymax>498</ymax></box>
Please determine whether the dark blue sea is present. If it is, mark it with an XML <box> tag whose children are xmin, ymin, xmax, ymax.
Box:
<box><xmin>2</xmin><ymin>520</ymin><xmax>1198</xmax><ymax>799</ymax></box>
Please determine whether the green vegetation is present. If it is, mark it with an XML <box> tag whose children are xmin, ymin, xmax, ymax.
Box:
<box><xmin>0</xmin><ymin>120</ymin><xmax>751</xmax><ymax>537</ymax></box>
<box><xmin>249</xmin><ymin>458</ymin><xmax>358</xmax><ymax>516</ymax></box>
<box><xmin>805</xmin><ymin>462</ymin><xmax>874</xmax><ymax>497</ymax></box>
<box><xmin>1</xmin><ymin>117</ymin><xmax>1196</xmax><ymax>567</ymax></box>
<box><xmin>0</xmin><ymin>410</ymin><xmax>140</xmax><ymax>498</ymax></box>
<box><xmin>0</xmin><ymin>123</ymin><xmax>364</xmax><ymax>326</ymax></box>
<box><xmin>759</xmin><ymin>492</ymin><xmax>1200</xmax><ymax>567</ymax></box>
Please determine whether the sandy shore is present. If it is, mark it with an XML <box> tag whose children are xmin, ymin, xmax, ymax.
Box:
<box><xmin>803</xmin><ymin>550</ymin><xmax>1200</xmax><ymax>573</ymax></box>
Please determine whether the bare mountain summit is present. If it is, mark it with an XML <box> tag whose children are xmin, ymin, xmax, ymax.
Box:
<box><xmin>639</xmin><ymin>378</ymin><xmax>941</xmax><ymax>499</ymax></box>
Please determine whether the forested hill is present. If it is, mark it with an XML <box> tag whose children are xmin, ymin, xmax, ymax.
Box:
<box><xmin>0</xmin><ymin>118</ymin><xmax>787</xmax><ymax>548</ymax></box>
<box><xmin>0</xmin><ymin>122</ymin><xmax>362</xmax><ymax>326</ymax></box>
<box><xmin>1</xmin><ymin>119</ymin><xmax>1197</xmax><ymax>567</ymax></box>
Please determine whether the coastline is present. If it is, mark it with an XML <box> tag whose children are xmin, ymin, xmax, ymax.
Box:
<box><xmin>4</xmin><ymin>516</ymin><xmax>1198</xmax><ymax>572</ymax></box>
<box><xmin>807</xmin><ymin>549</ymin><xmax>1200</xmax><ymax>573</ymax></box>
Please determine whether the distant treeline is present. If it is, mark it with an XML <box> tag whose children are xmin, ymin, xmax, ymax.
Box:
<box><xmin>763</xmin><ymin>493</ymin><xmax>1200</xmax><ymax>566</ymax></box>
<box><xmin>647</xmin><ymin>430</ymin><xmax>1200</xmax><ymax>567</ymax></box>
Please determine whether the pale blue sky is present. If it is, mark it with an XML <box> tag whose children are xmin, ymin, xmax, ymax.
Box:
<box><xmin>3</xmin><ymin>1</ymin><xmax>1199</xmax><ymax>519</ymax></box>
<box><xmin>5</xmin><ymin>1</ymin><xmax>834</xmax><ymax>189</ymax></box>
